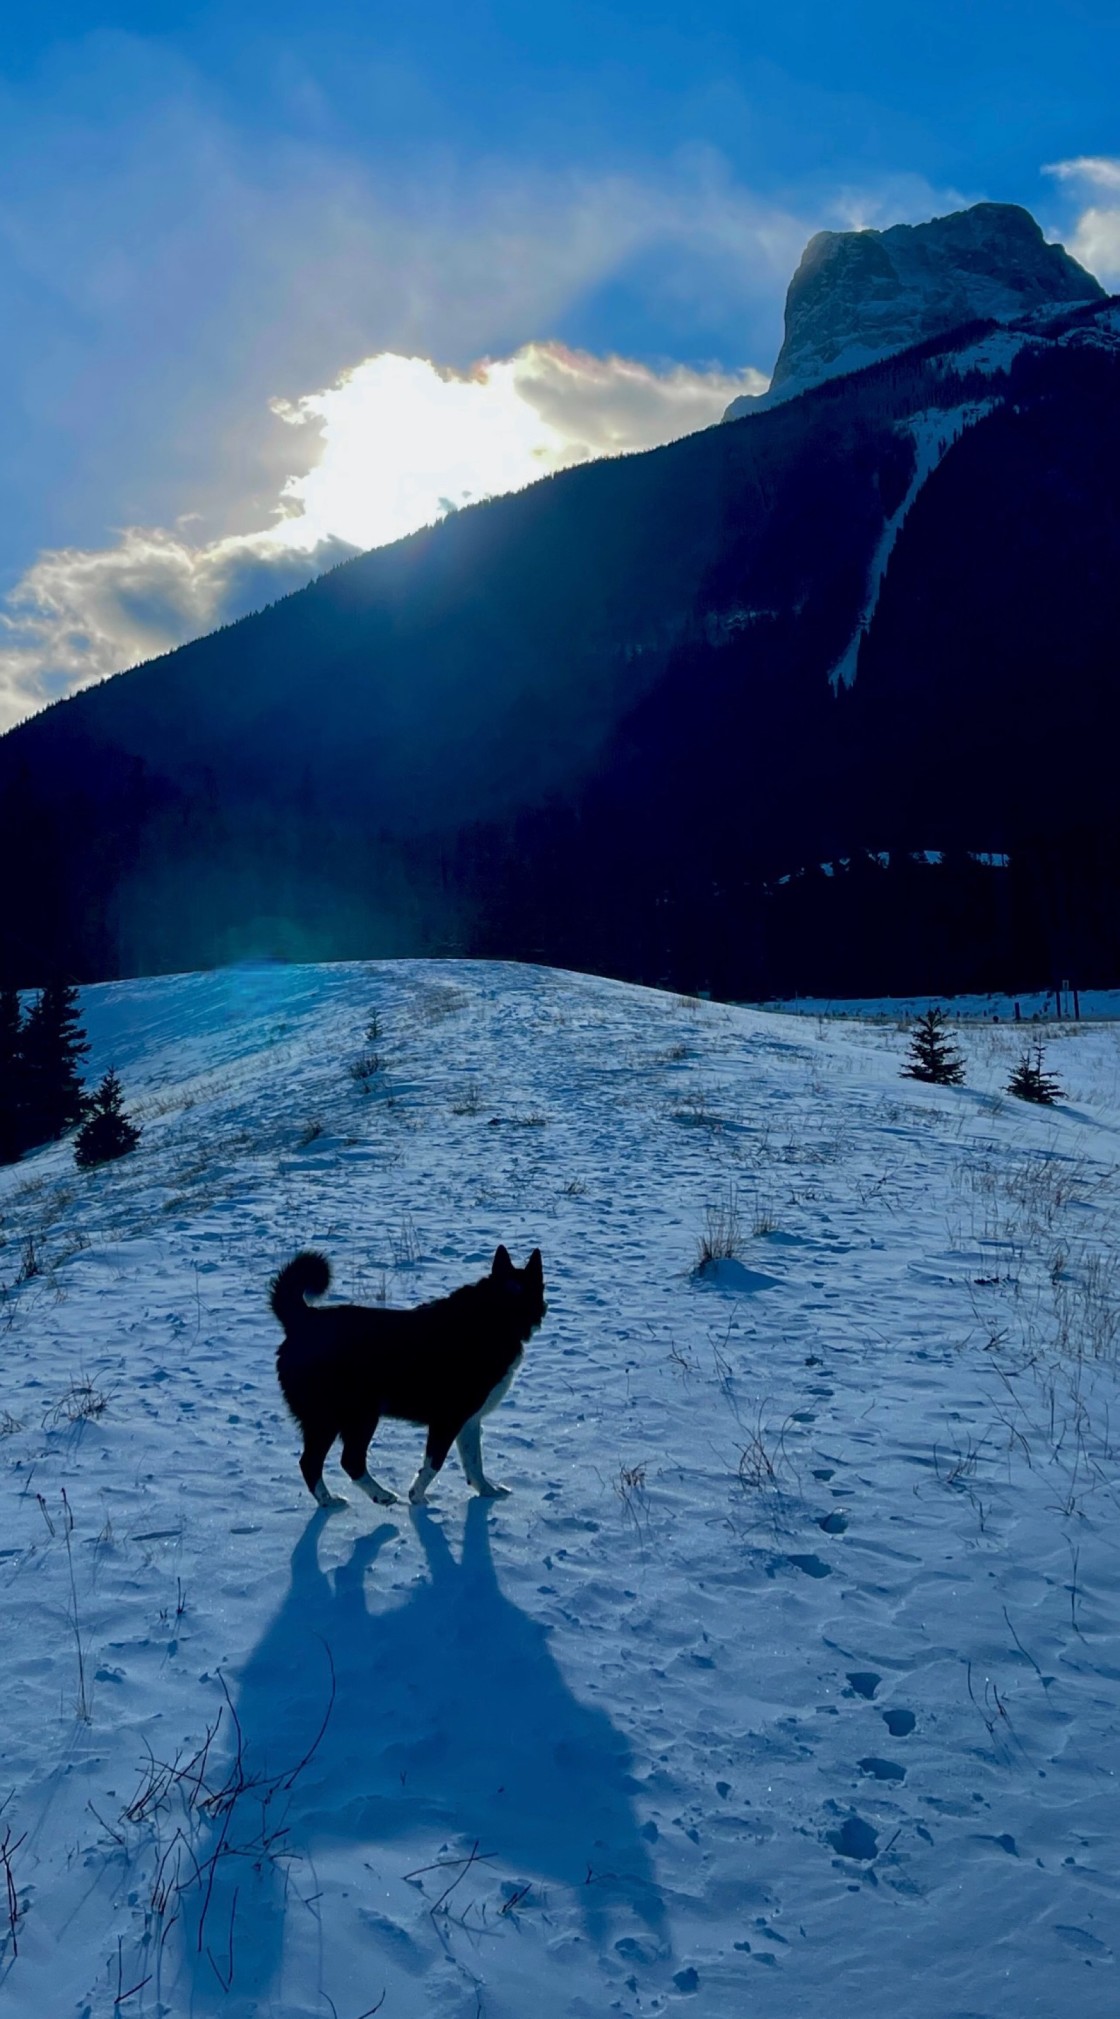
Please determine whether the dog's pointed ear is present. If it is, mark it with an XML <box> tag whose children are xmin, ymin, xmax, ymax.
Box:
<box><xmin>491</xmin><ymin>1244</ymin><xmax>513</xmax><ymax>1278</ymax></box>
<box><xmin>527</xmin><ymin>1248</ymin><xmax>543</xmax><ymax>1279</ymax></box>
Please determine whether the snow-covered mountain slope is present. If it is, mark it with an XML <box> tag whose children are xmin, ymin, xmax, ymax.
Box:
<box><xmin>825</xmin><ymin>400</ymin><xmax>996</xmax><ymax>691</ymax></box>
<box><xmin>3</xmin><ymin>960</ymin><xmax>1120</xmax><ymax>2017</ymax></box>
<box><xmin>724</xmin><ymin>201</ymin><xmax>1104</xmax><ymax>418</ymax></box>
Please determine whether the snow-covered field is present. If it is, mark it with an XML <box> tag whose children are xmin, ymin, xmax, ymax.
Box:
<box><xmin>2</xmin><ymin>959</ymin><xmax>1119</xmax><ymax>2018</ymax></box>
<box><xmin>768</xmin><ymin>987</ymin><xmax>1120</xmax><ymax>1023</ymax></box>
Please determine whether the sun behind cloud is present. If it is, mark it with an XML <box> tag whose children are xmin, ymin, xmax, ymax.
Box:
<box><xmin>269</xmin><ymin>353</ymin><xmax>569</xmax><ymax>553</ymax></box>
<box><xmin>0</xmin><ymin>343</ymin><xmax>767</xmax><ymax>731</ymax></box>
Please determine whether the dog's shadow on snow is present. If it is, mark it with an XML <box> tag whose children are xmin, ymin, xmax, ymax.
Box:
<box><xmin>182</xmin><ymin>1500</ymin><xmax>664</xmax><ymax>2006</ymax></box>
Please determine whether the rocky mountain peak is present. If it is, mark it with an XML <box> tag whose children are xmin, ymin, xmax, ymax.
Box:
<box><xmin>725</xmin><ymin>201</ymin><xmax>1104</xmax><ymax>419</ymax></box>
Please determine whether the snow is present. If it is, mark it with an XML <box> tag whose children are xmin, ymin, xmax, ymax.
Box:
<box><xmin>811</xmin><ymin>851</ymin><xmax>1008</xmax><ymax>878</ymax></box>
<box><xmin>3</xmin><ymin>958</ymin><xmax>1120</xmax><ymax>2017</ymax></box>
<box><xmin>934</xmin><ymin>329</ymin><xmax>1035</xmax><ymax>378</ymax></box>
<box><xmin>767</xmin><ymin>987</ymin><xmax>1120</xmax><ymax>1023</ymax></box>
<box><xmin>827</xmin><ymin>403</ymin><xmax>995</xmax><ymax>691</ymax></box>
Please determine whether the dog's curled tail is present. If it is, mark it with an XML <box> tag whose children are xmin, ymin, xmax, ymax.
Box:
<box><xmin>270</xmin><ymin>1250</ymin><xmax>331</xmax><ymax>1330</ymax></box>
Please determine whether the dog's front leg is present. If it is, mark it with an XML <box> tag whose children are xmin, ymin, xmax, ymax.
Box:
<box><xmin>408</xmin><ymin>1425</ymin><xmax>454</xmax><ymax>1505</ymax></box>
<box><xmin>455</xmin><ymin>1413</ymin><xmax>510</xmax><ymax>1497</ymax></box>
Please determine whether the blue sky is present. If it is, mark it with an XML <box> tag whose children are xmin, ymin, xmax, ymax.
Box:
<box><xmin>1</xmin><ymin>1</ymin><xmax>1117</xmax><ymax>724</ymax></box>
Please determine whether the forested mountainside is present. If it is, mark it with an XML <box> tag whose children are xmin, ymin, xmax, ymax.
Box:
<box><xmin>2</xmin><ymin>295</ymin><xmax>1118</xmax><ymax>997</ymax></box>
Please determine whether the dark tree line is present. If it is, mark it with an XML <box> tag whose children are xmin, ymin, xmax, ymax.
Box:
<box><xmin>0</xmin><ymin>983</ymin><xmax>141</xmax><ymax>1168</ymax></box>
<box><xmin>0</xmin><ymin>982</ymin><xmax>89</xmax><ymax>1163</ymax></box>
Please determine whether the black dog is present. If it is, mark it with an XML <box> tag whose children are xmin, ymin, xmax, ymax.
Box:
<box><xmin>270</xmin><ymin>1245</ymin><xmax>545</xmax><ymax>1508</ymax></box>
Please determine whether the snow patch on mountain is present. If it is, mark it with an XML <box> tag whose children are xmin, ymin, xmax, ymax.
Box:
<box><xmin>934</xmin><ymin>327</ymin><xmax>1037</xmax><ymax>377</ymax></box>
<box><xmin>828</xmin><ymin>402</ymin><xmax>995</xmax><ymax>691</ymax></box>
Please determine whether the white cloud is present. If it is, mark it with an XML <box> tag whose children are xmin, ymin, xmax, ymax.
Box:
<box><xmin>0</xmin><ymin>342</ymin><xmax>767</xmax><ymax>732</ymax></box>
<box><xmin>1044</xmin><ymin>156</ymin><xmax>1120</xmax><ymax>286</ymax></box>
<box><xmin>825</xmin><ymin>173</ymin><xmax>975</xmax><ymax>236</ymax></box>
<box><xmin>0</xmin><ymin>38</ymin><xmax>802</xmax><ymax>562</ymax></box>
<box><xmin>1046</xmin><ymin>156</ymin><xmax>1120</xmax><ymax>194</ymax></box>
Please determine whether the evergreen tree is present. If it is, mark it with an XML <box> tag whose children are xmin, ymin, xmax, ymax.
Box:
<box><xmin>0</xmin><ymin>986</ymin><xmax>24</xmax><ymax>1165</ymax></box>
<box><xmin>74</xmin><ymin>1070</ymin><xmax>141</xmax><ymax>1168</ymax></box>
<box><xmin>20</xmin><ymin>981</ymin><xmax>90</xmax><ymax>1147</ymax></box>
<box><xmin>901</xmin><ymin>1007</ymin><xmax>966</xmax><ymax>1085</ymax></box>
<box><xmin>1006</xmin><ymin>1040</ymin><xmax>1064</xmax><ymax>1105</ymax></box>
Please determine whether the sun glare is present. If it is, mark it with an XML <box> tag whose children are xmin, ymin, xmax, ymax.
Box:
<box><xmin>271</xmin><ymin>354</ymin><xmax>570</xmax><ymax>554</ymax></box>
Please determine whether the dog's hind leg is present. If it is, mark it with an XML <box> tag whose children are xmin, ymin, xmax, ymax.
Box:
<box><xmin>299</xmin><ymin>1419</ymin><xmax>347</xmax><ymax>1508</ymax></box>
<box><xmin>340</xmin><ymin>1415</ymin><xmax>398</xmax><ymax>1505</ymax></box>
<box><xmin>455</xmin><ymin>1413</ymin><xmax>511</xmax><ymax>1498</ymax></box>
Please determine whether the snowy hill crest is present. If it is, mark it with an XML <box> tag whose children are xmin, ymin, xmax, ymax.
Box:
<box><xmin>3</xmin><ymin>959</ymin><xmax>1120</xmax><ymax>2014</ymax></box>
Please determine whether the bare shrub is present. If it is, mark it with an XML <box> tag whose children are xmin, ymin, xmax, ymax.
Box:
<box><xmin>1</xmin><ymin>1821</ymin><xmax>27</xmax><ymax>1958</ymax></box>
<box><xmin>415</xmin><ymin>983</ymin><xmax>470</xmax><ymax>1024</ymax></box>
<box><xmin>737</xmin><ymin>1406</ymin><xmax>789</xmax><ymax>1490</ymax></box>
<box><xmin>694</xmin><ymin>1188</ymin><xmax>745</xmax><ymax>1273</ymax></box>
<box><xmin>16</xmin><ymin>1235</ymin><xmax>40</xmax><ymax>1284</ymax></box>
<box><xmin>613</xmin><ymin>1461</ymin><xmax>650</xmax><ymax>1534</ymax></box>
<box><xmin>390</xmin><ymin>1215</ymin><xmax>420</xmax><ymax>1269</ymax></box>
<box><xmin>1054</xmin><ymin>1253</ymin><xmax>1120</xmax><ymax>1365</ymax></box>
<box><xmin>107</xmin><ymin>1656</ymin><xmax>337</xmax><ymax>1993</ymax></box>
<box><xmin>673</xmin><ymin>1085</ymin><xmax>721</xmax><ymax>1127</ymax></box>
<box><xmin>38</xmin><ymin>1488</ymin><xmax>92</xmax><ymax>1720</ymax></box>
<box><xmin>43</xmin><ymin>1376</ymin><xmax>113</xmax><ymax>1428</ymax></box>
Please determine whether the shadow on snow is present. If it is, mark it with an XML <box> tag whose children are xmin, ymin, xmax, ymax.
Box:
<box><xmin>180</xmin><ymin>1499</ymin><xmax>665</xmax><ymax>2008</ymax></box>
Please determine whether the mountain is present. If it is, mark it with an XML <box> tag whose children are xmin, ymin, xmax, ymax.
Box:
<box><xmin>1</xmin><ymin>223</ymin><xmax>1119</xmax><ymax>999</ymax></box>
<box><xmin>724</xmin><ymin>202</ymin><xmax>1104</xmax><ymax>417</ymax></box>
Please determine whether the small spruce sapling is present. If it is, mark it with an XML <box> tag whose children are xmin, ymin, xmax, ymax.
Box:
<box><xmin>901</xmin><ymin>1007</ymin><xmax>966</xmax><ymax>1086</ymax></box>
<box><xmin>74</xmin><ymin>1070</ymin><xmax>141</xmax><ymax>1168</ymax></box>
<box><xmin>1006</xmin><ymin>1041</ymin><xmax>1064</xmax><ymax>1106</ymax></box>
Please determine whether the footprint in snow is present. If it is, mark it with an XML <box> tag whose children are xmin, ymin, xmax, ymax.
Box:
<box><xmin>769</xmin><ymin>1553</ymin><xmax>832</xmax><ymax>1579</ymax></box>
<box><xmin>826</xmin><ymin>1814</ymin><xmax>879</xmax><ymax>1861</ymax></box>
<box><xmin>1055</xmin><ymin>1925</ymin><xmax>1110</xmax><ymax>1955</ymax></box>
<box><xmin>882</xmin><ymin>1707</ymin><xmax>916</xmax><ymax>1738</ymax></box>
<box><xmin>858</xmin><ymin>1756</ymin><xmax>905</xmax><ymax>1783</ymax></box>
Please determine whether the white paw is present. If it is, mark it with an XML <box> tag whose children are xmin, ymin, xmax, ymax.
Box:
<box><xmin>408</xmin><ymin>1461</ymin><xmax>437</xmax><ymax>1505</ymax></box>
<box><xmin>314</xmin><ymin>1490</ymin><xmax>349</xmax><ymax>1510</ymax></box>
<box><xmin>475</xmin><ymin>1481</ymin><xmax>511</xmax><ymax>1498</ymax></box>
<box><xmin>356</xmin><ymin>1476</ymin><xmax>398</xmax><ymax>1505</ymax></box>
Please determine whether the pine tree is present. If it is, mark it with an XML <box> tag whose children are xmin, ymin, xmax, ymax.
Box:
<box><xmin>0</xmin><ymin>986</ymin><xmax>25</xmax><ymax>1165</ymax></box>
<box><xmin>901</xmin><ymin>1007</ymin><xmax>966</xmax><ymax>1085</ymax></box>
<box><xmin>1006</xmin><ymin>1040</ymin><xmax>1064</xmax><ymax>1106</ymax></box>
<box><xmin>74</xmin><ymin>1070</ymin><xmax>141</xmax><ymax>1169</ymax></box>
<box><xmin>20</xmin><ymin>981</ymin><xmax>90</xmax><ymax>1148</ymax></box>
